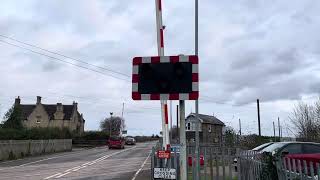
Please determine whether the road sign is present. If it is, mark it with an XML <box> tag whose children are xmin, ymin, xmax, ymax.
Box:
<box><xmin>122</xmin><ymin>130</ymin><xmax>127</xmax><ymax>134</ymax></box>
<box><xmin>132</xmin><ymin>55</ymin><xmax>199</xmax><ymax>100</ymax></box>
<box><xmin>170</xmin><ymin>144</ymin><xmax>180</xmax><ymax>153</ymax></box>
<box><xmin>157</xmin><ymin>150</ymin><xmax>171</xmax><ymax>159</ymax></box>
<box><xmin>154</xmin><ymin>168</ymin><xmax>176</xmax><ymax>179</ymax></box>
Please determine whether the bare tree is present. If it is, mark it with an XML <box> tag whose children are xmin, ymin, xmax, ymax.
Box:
<box><xmin>290</xmin><ymin>100</ymin><xmax>320</xmax><ymax>142</ymax></box>
<box><xmin>100</xmin><ymin>116</ymin><xmax>125</xmax><ymax>136</ymax></box>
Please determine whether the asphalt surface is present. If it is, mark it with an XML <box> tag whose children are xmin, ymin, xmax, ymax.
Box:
<box><xmin>0</xmin><ymin>142</ymin><xmax>155</xmax><ymax>180</ymax></box>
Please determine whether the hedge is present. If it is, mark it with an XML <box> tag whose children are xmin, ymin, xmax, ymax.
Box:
<box><xmin>0</xmin><ymin>127</ymin><xmax>72</xmax><ymax>140</ymax></box>
<box><xmin>73</xmin><ymin>131</ymin><xmax>110</xmax><ymax>140</ymax></box>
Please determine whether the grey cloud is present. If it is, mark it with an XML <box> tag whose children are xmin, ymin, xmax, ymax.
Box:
<box><xmin>1</xmin><ymin>0</ymin><xmax>320</xmax><ymax>136</ymax></box>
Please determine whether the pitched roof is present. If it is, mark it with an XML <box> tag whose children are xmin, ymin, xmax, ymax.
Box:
<box><xmin>42</xmin><ymin>104</ymin><xmax>74</xmax><ymax>120</ymax></box>
<box><xmin>187</xmin><ymin>113</ymin><xmax>225</xmax><ymax>126</ymax></box>
<box><xmin>19</xmin><ymin>104</ymin><xmax>78</xmax><ymax>121</ymax></box>
<box><xmin>20</xmin><ymin>105</ymin><xmax>36</xmax><ymax>120</ymax></box>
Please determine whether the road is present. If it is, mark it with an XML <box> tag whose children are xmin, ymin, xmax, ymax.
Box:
<box><xmin>0</xmin><ymin>142</ymin><xmax>155</xmax><ymax>180</ymax></box>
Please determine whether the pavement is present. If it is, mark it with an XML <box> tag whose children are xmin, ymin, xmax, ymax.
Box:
<box><xmin>0</xmin><ymin>142</ymin><xmax>155</xmax><ymax>180</ymax></box>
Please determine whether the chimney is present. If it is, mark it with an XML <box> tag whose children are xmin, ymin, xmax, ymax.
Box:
<box><xmin>56</xmin><ymin>103</ymin><xmax>63</xmax><ymax>112</ymax></box>
<box><xmin>14</xmin><ymin>96</ymin><xmax>21</xmax><ymax>106</ymax></box>
<box><xmin>36</xmin><ymin>96</ymin><xmax>42</xmax><ymax>105</ymax></box>
<box><xmin>73</xmin><ymin>101</ymin><xmax>78</xmax><ymax>111</ymax></box>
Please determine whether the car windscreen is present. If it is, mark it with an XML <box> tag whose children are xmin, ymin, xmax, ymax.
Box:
<box><xmin>261</xmin><ymin>142</ymin><xmax>288</xmax><ymax>152</ymax></box>
<box><xmin>252</xmin><ymin>143</ymin><xmax>273</xmax><ymax>151</ymax></box>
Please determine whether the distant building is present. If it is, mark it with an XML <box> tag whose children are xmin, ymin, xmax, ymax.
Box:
<box><xmin>186</xmin><ymin>113</ymin><xmax>225</xmax><ymax>145</ymax></box>
<box><xmin>14</xmin><ymin>96</ymin><xmax>85</xmax><ymax>134</ymax></box>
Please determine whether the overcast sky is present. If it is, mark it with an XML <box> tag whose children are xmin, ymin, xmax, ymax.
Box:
<box><xmin>0</xmin><ymin>0</ymin><xmax>319</xmax><ymax>136</ymax></box>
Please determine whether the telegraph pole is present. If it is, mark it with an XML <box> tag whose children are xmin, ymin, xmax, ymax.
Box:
<box><xmin>120</xmin><ymin>103</ymin><xmax>125</xmax><ymax>136</ymax></box>
<box><xmin>278</xmin><ymin>117</ymin><xmax>281</xmax><ymax>141</ymax></box>
<box><xmin>273</xmin><ymin>121</ymin><xmax>276</xmax><ymax>142</ymax></box>
<box><xmin>109</xmin><ymin>112</ymin><xmax>113</xmax><ymax>137</ymax></box>
<box><xmin>257</xmin><ymin>99</ymin><xmax>261</xmax><ymax>136</ymax></box>
<box><xmin>239</xmin><ymin>118</ymin><xmax>242</xmax><ymax>136</ymax></box>
<box><xmin>194</xmin><ymin>0</ymin><xmax>200</xmax><ymax>179</ymax></box>
<box><xmin>121</xmin><ymin>102</ymin><xmax>125</xmax><ymax>119</ymax></box>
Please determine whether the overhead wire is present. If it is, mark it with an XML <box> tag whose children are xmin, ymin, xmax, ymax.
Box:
<box><xmin>0</xmin><ymin>39</ymin><xmax>130</xmax><ymax>82</ymax></box>
<box><xmin>0</xmin><ymin>34</ymin><xmax>130</xmax><ymax>78</ymax></box>
<box><xmin>0</xmin><ymin>35</ymin><xmax>291</xmax><ymax>115</ymax></box>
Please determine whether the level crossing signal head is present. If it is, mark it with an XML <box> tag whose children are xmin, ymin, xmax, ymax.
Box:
<box><xmin>132</xmin><ymin>55</ymin><xmax>199</xmax><ymax>100</ymax></box>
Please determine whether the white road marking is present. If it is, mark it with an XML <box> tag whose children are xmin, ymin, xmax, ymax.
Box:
<box><xmin>54</xmin><ymin>172</ymin><xmax>70</xmax><ymax>178</ymax></box>
<box><xmin>0</xmin><ymin>157</ymin><xmax>57</xmax><ymax>171</ymax></box>
<box><xmin>0</xmin><ymin>147</ymin><xmax>105</xmax><ymax>171</ymax></box>
<box><xmin>72</xmin><ymin>166</ymin><xmax>83</xmax><ymax>172</ymax></box>
<box><xmin>131</xmin><ymin>152</ymin><xmax>151</xmax><ymax>180</ymax></box>
<box><xmin>65</xmin><ymin>166</ymin><xmax>82</xmax><ymax>172</ymax></box>
<box><xmin>44</xmin><ymin>173</ymin><xmax>62</xmax><ymax>180</ymax></box>
<box><xmin>18</xmin><ymin>157</ymin><xmax>57</xmax><ymax>167</ymax></box>
<box><xmin>44</xmin><ymin>146</ymin><xmax>137</xmax><ymax>179</ymax></box>
<box><xmin>81</xmin><ymin>162</ymin><xmax>91</xmax><ymax>166</ymax></box>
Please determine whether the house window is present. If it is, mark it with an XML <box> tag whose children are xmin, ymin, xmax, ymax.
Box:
<box><xmin>36</xmin><ymin>116</ymin><xmax>41</xmax><ymax>124</ymax></box>
<box><xmin>208</xmin><ymin>125</ymin><xmax>212</xmax><ymax>133</ymax></box>
<box><xmin>187</xmin><ymin>123</ymin><xmax>191</xmax><ymax>130</ymax></box>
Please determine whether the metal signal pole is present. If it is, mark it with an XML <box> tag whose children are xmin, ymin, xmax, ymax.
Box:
<box><xmin>170</xmin><ymin>101</ymin><xmax>173</xmax><ymax>142</ymax></box>
<box><xmin>194</xmin><ymin>0</ymin><xmax>200</xmax><ymax>179</ymax></box>
<box><xmin>176</xmin><ymin>104</ymin><xmax>179</xmax><ymax>143</ymax></box>
<box><xmin>179</xmin><ymin>100</ymin><xmax>187</xmax><ymax>180</ymax></box>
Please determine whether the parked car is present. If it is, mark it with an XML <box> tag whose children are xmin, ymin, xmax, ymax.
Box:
<box><xmin>108</xmin><ymin>136</ymin><xmax>125</xmax><ymax>149</ymax></box>
<box><xmin>125</xmin><ymin>137</ymin><xmax>136</xmax><ymax>145</ymax></box>
<box><xmin>252</xmin><ymin>142</ymin><xmax>274</xmax><ymax>151</ymax></box>
<box><xmin>261</xmin><ymin>142</ymin><xmax>320</xmax><ymax>158</ymax></box>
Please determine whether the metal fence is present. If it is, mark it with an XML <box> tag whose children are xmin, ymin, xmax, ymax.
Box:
<box><xmin>151</xmin><ymin>143</ymin><xmax>180</xmax><ymax>180</ymax></box>
<box><xmin>151</xmin><ymin>143</ymin><xmax>241</xmax><ymax>180</ymax></box>
<box><xmin>151</xmin><ymin>143</ymin><xmax>320</xmax><ymax>180</ymax></box>
<box><xmin>187</xmin><ymin>145</ymin><xmax>239</xmax><ymax>180</ymax></box>
<box><xmin>237</xmin><ymin>150</ymin><xmax>274</xmax><ymax>180</ymax></box>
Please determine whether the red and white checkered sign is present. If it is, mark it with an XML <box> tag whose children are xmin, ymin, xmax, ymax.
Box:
<box><xmin>132</xmin><ymin>55</ymin><xmax>199</xmax><ymax>100</ymax></box>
